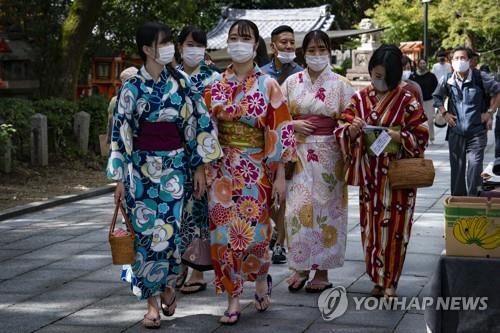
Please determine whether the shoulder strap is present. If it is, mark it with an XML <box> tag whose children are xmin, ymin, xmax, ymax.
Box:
<box><xmin>277</xmin><ymin>63</ymin><xmax>294</xmax><ymax>85</ymax></box>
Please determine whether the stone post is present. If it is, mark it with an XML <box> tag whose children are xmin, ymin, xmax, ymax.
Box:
<box><xmin>31</xmin><ymin>113</ymin><xmax>49</xmax><ymax>166</ymax></box>
<box><xmin>73</xmin><ymin>111</ymin><xmax>90</xmax><ymax>153</ymax></box>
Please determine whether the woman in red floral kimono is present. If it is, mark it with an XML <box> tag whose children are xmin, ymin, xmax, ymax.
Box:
<box><xmin>204</xmin><ymin>20</ymin><xmax>296</xmax><ymax>325</ymax></box>
<box><xmin>334</xmin><ymin>45</ymin><xmax>429</xmax><ymax>299</ymax></box>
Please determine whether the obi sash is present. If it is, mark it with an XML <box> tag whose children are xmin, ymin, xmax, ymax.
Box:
<box><xmin>133</xmin><ymin>121</ymin><xmax>183</xmax><ymax>151</ymax></box>
<box><xmin>218</xmin><ymin>120</ymin><xmax>265</xmax><ymax>148</ymax></box>
<box><xmin>294</xmin><ymin>115</ymin><xmax>337</xmax><ymax>136</ymax></box>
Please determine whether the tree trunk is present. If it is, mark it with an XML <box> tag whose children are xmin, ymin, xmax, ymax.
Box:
<box><xmin>57</xmin><ymin>0</ymin><xmax>103</xmax><ymax>101</ymax></box>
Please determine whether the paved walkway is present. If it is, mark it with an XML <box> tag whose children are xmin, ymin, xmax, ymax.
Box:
<box><xmin>0</xmin><ymin>126</ymin><xmax>495</xmax><ymax>333</ymax></box>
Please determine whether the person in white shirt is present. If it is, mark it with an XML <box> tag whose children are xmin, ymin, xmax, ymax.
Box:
<box><xmin>431</xmin><ymin>51</ymin><xmax>452</xmax><ymax>83</ymax></box>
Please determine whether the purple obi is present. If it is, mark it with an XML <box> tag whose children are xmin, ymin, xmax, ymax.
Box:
<box><xmin>295</xmin><ymin>115</ymin><xmax>337</xmax><ymax>136</ymax></box>
<box><xmin>133</xmin><ymin>121</ymin><xmax>183</xmax><ymax>151</ymax></box>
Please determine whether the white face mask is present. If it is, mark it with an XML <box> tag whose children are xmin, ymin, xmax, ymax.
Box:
<box><xmin>227</xmin><ymin>41</ymin><xmax>255</xmax><ymax>63</ymax></box>
<box><xmin>305</xmin><ymin>55</ymin><xmax>330</xmax><ymax>72</ymax></box>
<box><xmin>372</xmin><ymin>78</ymin><xmax>389</xmax><ymax>92</ymax></box>
<box><xmin>183</xmin><ymin>46</ymin><xmax>205</xmax><ymax>67</ymax></box>
<box><xmin>452</xmin><ymin>59</ymin><xmax>470</xmax><ymax>73</ymax></box>
<box><xmin>402</xmin><ymin>70</ymin><xmax>412</xmax><ymax>80</ymax></box>
<box><xmin>276</xmin><ymin>51</ymin><xmax>296</xmax><ymax>64</ymax></box>
<box><xmin>156</xmin><ymin>44</ymin><xmax>175</xmax><ymax>65</ymax></box>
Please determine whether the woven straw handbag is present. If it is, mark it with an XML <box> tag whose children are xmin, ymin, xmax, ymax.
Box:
<box><xmin>108</xmin><ymin>202</ymin><xmax>136</xmax><ymax>265</ymax></box>
<box><xmin>388</xmin><ymin>158</ymin><xmax>435</xmax><ymax>189</ymax></box>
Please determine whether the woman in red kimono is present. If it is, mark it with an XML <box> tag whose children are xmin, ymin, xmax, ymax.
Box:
<box><xmin>334</xmin><ymin>45</ymin><xmax>429</xmax><ymax>299</ymax></box>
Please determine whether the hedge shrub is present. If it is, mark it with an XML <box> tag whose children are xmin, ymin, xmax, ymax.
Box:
<box><xmin>0</xmin><ymin>97</ymin><xmax>36</xmax><ymax>159</ymax></box>
<box><xmin>33</xmin><ymin>98</ymin><xmax>78</xmax><ymax>155</ymax></box>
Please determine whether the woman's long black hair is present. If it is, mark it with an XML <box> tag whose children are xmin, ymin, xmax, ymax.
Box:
<box><xmin>136</xmin><ymin>22</ymin><xmax>182</xmax><ymax>84</ymax></box>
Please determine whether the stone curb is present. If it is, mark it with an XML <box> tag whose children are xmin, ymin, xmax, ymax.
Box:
<box><xmin>0</xmin><ymin>183</ymin><xmax>116</xmax><ymax>221</ymax></box>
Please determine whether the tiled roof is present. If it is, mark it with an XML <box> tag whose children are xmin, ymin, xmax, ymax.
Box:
<box><xmin>207</xmin><ymin>5</ymin><xmax>334</xmax><ymax>50</ymax></box>
<box><xmin>400</xmin><ymin>41</ymin><xmax>424</xmax><ymax>52</ymax></box>
<box><xmin>0</xmin><ymin>34</ymin><xmax>35</xmax><ymax>61</ymax></box>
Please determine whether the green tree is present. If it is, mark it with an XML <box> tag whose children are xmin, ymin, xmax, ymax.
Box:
<box><xmin>60</xmin><ymin>0</ymin><xmax>103</xmax><ymax>100</ymax></box>
<box><xmin>366</xmin><ymin>0</ymin><xmax>500</xmax><ymax>56</ymax></box>
<box><xmin>1</xmin><ymin>0</ymin><xmax>71</xmax><ymax>97</ymax></box>
<box><xmin>1</xmin><ymin>0</ymin><xmax>103</xmax><ymax>100</ymax></box>
<box><xmin>1</xmin><ymin>0</ymin><xmax>380</xmax><ymax>100</ymax></box>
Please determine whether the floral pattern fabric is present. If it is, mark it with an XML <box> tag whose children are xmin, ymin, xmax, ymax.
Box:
<box><xmin>177</xmin><ymin>62</ymin><xmax>221</xmax><ymax>255</ymax></box>
<box><xmin>107</xmin><ymin>66</ymin><xmax>222</xmax><ymax>300</ymax></box>
<box><xmin>334</xmin><ymin>84</ymin><xmax>428</xmax><ymax>289</ymax></box>
<box><xmin>205</xmin><ymin>65</ymin><xmax>296</xmax><ymax>297</ymax></box>
<box><xmin>282</xmin><ymin>67</ymin><xmax>354</xmax><ymax>270</ymax></box>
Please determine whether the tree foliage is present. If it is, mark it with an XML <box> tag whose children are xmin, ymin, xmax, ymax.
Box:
<box><xmin>2</xmin><ymin>0</ymin><xmax>376</xmax><ymax>99</ymax></box>
<box><xmin>59</xmin><ymin>0</ymin><xmax>103</xmax><ymax>100</ymax></box>
<box><xmin>366</xmin><ymin>0</ymin><xmax>500</xmax><ymax>56</ymax></box>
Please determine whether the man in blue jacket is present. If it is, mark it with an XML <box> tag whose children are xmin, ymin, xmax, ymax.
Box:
<box><xmin>433</xmin><ymin>46</ymin><xmax>500</xmax><ymax>196</ymax></box>
<box><xmin>261</xmin><ymin>25</ymin><xmax>303</xmax><ymax>85</ymax></box>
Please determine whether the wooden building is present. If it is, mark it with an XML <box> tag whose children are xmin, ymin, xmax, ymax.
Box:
<box><xmin>0</xmin><ymin>24</ymin><xmax>39</xmax><ymax>96</ymax></box>
<box><xmin>77</xmin><ymin>50</ymin><xmax>141</xmax><ymax>100</ymax></box>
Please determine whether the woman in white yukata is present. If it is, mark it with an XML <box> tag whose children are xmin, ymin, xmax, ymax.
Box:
<box><xmin>282</xmin><ymin>30</ymin><xmax>354</xmax><ymax>293</ymax></box>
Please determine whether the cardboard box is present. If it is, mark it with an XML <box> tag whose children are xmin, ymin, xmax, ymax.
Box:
<box><xmin>443</xmin><ymin>196</ymin><xmax>500</xmax><ymax>258</ymax></box>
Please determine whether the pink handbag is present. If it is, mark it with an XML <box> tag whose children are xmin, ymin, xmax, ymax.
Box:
<box><xmin>181</xmin><ymin>238</ymin><xmax>213</xmax><ymax>271</ymax></box>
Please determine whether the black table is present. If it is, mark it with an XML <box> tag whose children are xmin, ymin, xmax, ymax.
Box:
<box><xmin>423</xmin><ymin>256</ymin><xmax>500</xmax><ymax>333</ymax></box>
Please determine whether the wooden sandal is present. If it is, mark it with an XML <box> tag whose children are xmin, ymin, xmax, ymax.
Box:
<box><xmin>384</xmin><ymin>287</ymin><xmax>397</xmax><ymax>302</ymax></box>
<box><xmin>371</xmin><ymin>285</ymin><xmax>384</xmax><ymax>298</ymax></box>
<box><xmin>305</xmin><ymin>280</ymin><xmax>333</xmax><ymax>293</ymax></box>
<box><xmin>143</xmin><ymin>314</ymin><xmax>161</xmax><ymax>329</ymax></box>
<box><xmin>254</xmin><ymin>274</ymin><xmax>272</xmax><ymax>312</ymax></box>
<box><xmin>220</xmin><ymin>310</ymin><xmax>241</xmax><ymax>325</ymax></box>
<box><xmin>287</xmin><ymin>271</ymin><xmax>309</xmax><ymax>293</ymax></box>
<box><xmin>180</xmin><ymin>281</ymin><xmax>207</xmax><ymax>294</ymax></box>
<box><xmin>160</xmin><ymin>291</ymin><xmax>177</xmax><ymax>317</ymax></box>
<box><xmin>175</xmin><ymin>266</ymin><xmax>188</xmax><ymax>289</ymax></box>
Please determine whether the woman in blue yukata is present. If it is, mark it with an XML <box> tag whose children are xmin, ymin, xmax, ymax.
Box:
<box><xmin>107</xmin><ymin>22</ymin><xmax>222</xmax><ymax>329</ymax></box>
<box><xmin>175</xmin><ymin>25</ymin><xmax>221</xmax><ymax>295</ymax></box>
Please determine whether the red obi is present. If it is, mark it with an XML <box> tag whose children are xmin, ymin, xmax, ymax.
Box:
<box><xmin>133</xmin><ymin>121</ymin><xmax>183</xmax><ymax>151</ymax></box>
<box><xmin>294</xmin><ymin>115</ymin><xmax>337</xmax><ymax>136</ymax></box>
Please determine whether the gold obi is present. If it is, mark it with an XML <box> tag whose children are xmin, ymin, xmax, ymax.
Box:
<box><xmin>218</xmin><ymin>121</ymin><xmax>265</xmax><ymax>148</ymax></box>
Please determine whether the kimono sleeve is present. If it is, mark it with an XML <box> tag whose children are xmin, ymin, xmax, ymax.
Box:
<box><xmin>264</xmin><ymin>78</ymin><xmax>296</xmax><ymax>171</ymax></box>
<box><xmin>400</xmin><ymin>96</ymin><xmax>429</xmax><ymax>158</ymax></box>
<box><xmin>334</xmin><ymin>92</ymin><xmax>366</xmax><ymax>186</ymax></box>
<box><xmin>339</xmin><ymin>78</ymin><xmax>355</xmax><ymax>114</ymax></box>
<box><xmin>106</xmin><ymin>82</ymin><xmax>137</xmax><ymax>182</ymax></box>
<box><xmin>185</xmin><ymin>83</ymin><xmax>222</xmax><ymax>168</ymax></box>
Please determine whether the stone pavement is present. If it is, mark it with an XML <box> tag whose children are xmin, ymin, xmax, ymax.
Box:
<box><xmin>0</xmin><ymin>126</ymin><xmax>495</xmax><ymax>333</ymax></box>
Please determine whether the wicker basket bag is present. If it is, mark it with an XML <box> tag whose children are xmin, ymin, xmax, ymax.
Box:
<box><xmin>108</xmin><ymin>202</ymin><xmax>135</xmax><ymax>265</ymax></box>
<box><xmin>388</xmin><ymin>158</ymin><xmax>435</xmax><ymax>189</ymax></box>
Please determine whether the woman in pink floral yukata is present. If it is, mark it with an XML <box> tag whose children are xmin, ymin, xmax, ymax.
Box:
<box><xmin>282</xmin><ymin>30</ymin><xmax>354</xmax><ymax>293</ymax></box>
<box><xmin>204</xmin><ymin>19</ymin><xmax>296</xmax><ymax>325</ymax></box>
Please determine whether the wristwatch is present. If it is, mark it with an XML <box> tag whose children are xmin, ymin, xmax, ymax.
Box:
<box><xmin>487</xmin><ymin>108</ymin><xmax>496</xmax><ymax>114</ymax></box>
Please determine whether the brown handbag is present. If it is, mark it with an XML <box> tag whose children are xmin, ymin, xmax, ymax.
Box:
<box><xmin>388</xmin><ymin>158</ymin><xmax>435</xmax><ymax>189</ymax></box>
<box><xmin>181</xmin><ymin>238</ymin><xmax>213</xmax><ymax>271</ymax></box>
<box><xmin>108</xmin><ymin>202</ymin><xmax>136</xmax><ymax>265</ymax></box>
